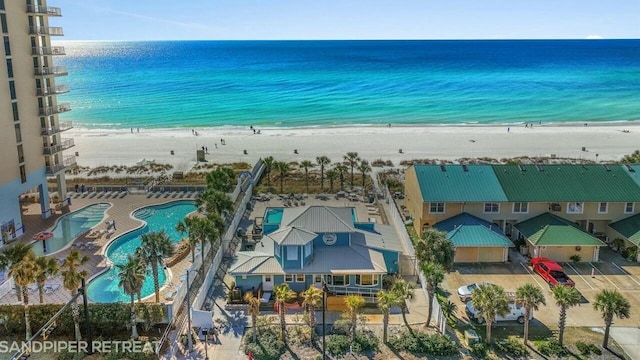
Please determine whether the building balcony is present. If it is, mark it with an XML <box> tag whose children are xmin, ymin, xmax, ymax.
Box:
<box><xmin>26</xmin><ymin>5</ymin><xmax>62</xmax><ymax>16</ymax></box>
<box><xmin>34</xmin><ymin>66</ymin><xmax>68</xmax><ymax>77</ymax></box>
<box><xmin>36</xmin><ymin>85</ymin><xmax>69</xmax><ymax>96</ymax></box>
<box><xmin>43</xmin><ymin>138</ymin><xmax>75</xmax><ymax>155</ymax></box>
<box><xmin>39</xmin><ymin>103</ymin><xmax>71</xmax><ymax>116</ymax></box>
<box><xmin>45</xmin><ymin>156</ymin><xmax>77</xmax><ymax>176</ymax></box>
<box><xmin>29</xmin><ymin>26</ymin><xmax>64</xmax><ymax>36</ymax></box>
<box><xmin>41</xmin><ymin>121</ymin><xmax>73</xmax><ymax>136</ymax></box>
<box><xmin>32</xmin><ymin>46</ymin><xmax>66</xmax><ymax>56</ymax></box>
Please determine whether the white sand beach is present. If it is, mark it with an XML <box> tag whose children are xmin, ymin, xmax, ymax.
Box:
<box><xmin>67</xmin><ymin>123</ymin><xmax>640</xmax><ymax>171</ymax></box>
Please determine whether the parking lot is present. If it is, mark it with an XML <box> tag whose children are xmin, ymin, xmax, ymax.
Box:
<box><xmin>442</xmin><ymin>251</ymin><xmax>640</xmax><ymax>328</ymax></box>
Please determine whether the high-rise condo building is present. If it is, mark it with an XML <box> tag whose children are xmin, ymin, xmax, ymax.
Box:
<box><xmin>0</xmin><ymin>0</ymin><xmax>74</xmax><ymax>245</ymax></box>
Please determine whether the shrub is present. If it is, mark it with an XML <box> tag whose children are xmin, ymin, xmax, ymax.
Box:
<box><xmin>57</xmin><ymin>352</ymin><xmax>85</xmax><ymax>360</ymax></box>
<box><xmin>388</xmin><ymin>331</ymin><xmax>457</xmax><ymax>356</ymax></box>
<box><xmin>470</xmin><ymin>342</ymin><xmax>487</xmax><ymax>356</ymax></box>
<box><xmin>569</xmin><ymin>254</ymin><xmax>581</xmax><ymax>262</ymax></box>
<box><xmin>575</xmin><ymin>341</ymin><xmax>591</xmax><ymax>355</ymax></box>
<box><xmin>622</xmin><ymin>246</ymin><xmax>638</xmax><ymax>261</ymax></box>
<box><xmin>590</xmin><ymin>343</ymin><xmax>602</xmax><ymax>355</ymax></box>
<box><xmin>535</xmin><ymin>338</ymin><xmax>567</xmax><ymax>357</ymax></box>
<box><xmin>355</xmin><ymin>331</ymin><xmax>379</xmax><ymax>352</ymax></box>
<box><xmin>494</xmin><ymin>336</ymin><xmax>528</xmax><ymax>356</ymax></box>
<box><xmin>243</xmin><ymin>328</ymin><xmax>285</xmax><ymax>360</ymax></box>
<box><xmin>326</xmin><ymin>334</ymin><xmax>354</xmax><ymax>356</ymax></box>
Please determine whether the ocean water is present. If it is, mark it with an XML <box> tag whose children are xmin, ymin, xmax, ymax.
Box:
<box><xmin>54</xmin><ymin>40</ymin><xmax>640</xmax><ymax>129</ymax></box>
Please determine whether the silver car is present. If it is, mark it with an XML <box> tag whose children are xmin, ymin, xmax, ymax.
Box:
<box><xmin>457</xmin><ymin>282</ymin><xmax>494</xmax><ymax>302</ymax></box>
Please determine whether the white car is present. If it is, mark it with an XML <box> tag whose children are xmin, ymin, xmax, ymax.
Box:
<box><xmin>457</xmin><ymin>282</ymin><xmax>493</xmax><ymax>302</ymax></box>
<box><xmin>465</xmin><ymin>301</ymin><xmax>531</xmax><ymax>324</ymax></box>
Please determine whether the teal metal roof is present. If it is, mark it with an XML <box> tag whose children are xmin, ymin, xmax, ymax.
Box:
<box><xmin>434</xmin><ymin>213</ymin><xmax>513</xmax><ymax>247</ymax></box>
<box><xmin>413</xmin><ymin>165</ymin><xmax>507</xmax><ymax>202</ymax></box>
<box><xmin>492</xmin><ymin>164</ymin><xmax>640</xmax><ymax>202</ymax></box>
<box><xmin>622</xmin><ymin>164</ymin><xmax>640</xmax><ymax>188</ymax></box>
<box><xmin>609</xmin><ymin>213</ymin><xmax>640</xmax><ymax>246</ymax></box>
<box><xmin>515</xmin><ymin>213</ymin><xmax>605</xmax><ymax>247</ymax></box>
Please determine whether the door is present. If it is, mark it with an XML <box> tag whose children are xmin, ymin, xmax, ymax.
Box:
<box><xmin>313</xmin><ymin>274</ymin><xmax>323</xmax><ymax>288</ymax></box>
<box><xmin>263</xmin><ymin>275</ymin><xmax>273</xmax><ymax>291</ymax></box>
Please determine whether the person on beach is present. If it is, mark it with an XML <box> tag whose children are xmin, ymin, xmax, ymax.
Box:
<box><xmin>215</xmin><ymin>143</ymin><xmax>218</xmax><ymax>149</ymax></box>
<box><xmin>137</xmin><ymin>128</ymin><xmax>139</xmax><ymax>133</ymax></box>
<box><xmin>131</xmin><ymin>128</ymin><xmax>133</xmax><ymax>133</ymax></box>
<box><xmin>205</xmin><ymin>146</ymin><xmax>208</xmax><ymax>153</ymax></box>
<box><xmin>507</xmin><ymin>127</ymin><xmax>510</xmax><ymax>133</ymax></box>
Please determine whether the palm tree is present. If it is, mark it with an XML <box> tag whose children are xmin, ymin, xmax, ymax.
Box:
<box><xmin>326</xmin><ymin>169</ymin><xmax>338</xmax><ymax>192</ymax></box>
<box><xmin>344</xmin><ymin>152</ymin><xmax>360</xmax><ymax>189</ymax></box>
<box><xmin>377</xmin><ymin>290</ymin><xmax>401</xmax><ymax>343</ymax></box>
<box><xmin>415</xmin><ymin>229</ymin><xmax>455</xmax><ymax>271</ymax></box>
<box><xmin>301</xmin><ymin>286</ymin><xmax>323</xmax><ymax>340</ymax></box>
<box><xmin>244</xmin><ymin>292</ymin><xmax>261</xmax><ymax>342</ymax></box>
<box><xmin>175</xmin><ymin>218</ymin><xmax>199</xmax><ymax>262</ymax></box>
<box><xmin>0</xmin><ymin>243</ymin><xmax>34</xmax><ymax>302</ymax></box>
<box><xmin>441</xmin><ymin>300</ymin><xmax>458</xmax><ymax>322</ymax></box>
<box><xmin>357</xmin><ymin>160</ymin><xmax>371</xmax><ymax>194</ymax></box>
<box><xmin>516</xmin><ymin>283</ymin><xmax>546</xmax><ymax>346</ymax></box>
<box><xmin>116</xmin><ymin>254</ymin><xmax>147</xmax><ymax>339</ymax></box>
<box><xmin>275</xmin><ymin>161</ymin><xmax>290</xmax><ymax>194</ymax></box>
<box><xmin>593</xmin><ymin>289</ymin><xmax>631</xmax><ymax>349</ymax></box>
<box><xmin>61</xmin><ymin>250</ymin><xmax>89</xmax><ymax>341</ymax></box>
<box><xmin>176</xmin><ymin>216</ymin><xmax>216</xmax><ymax>262</ymax></box>
<box><xmin>204</xmin><ymin>166</ymin><xmax>235</xmax><ymax>193</ymax></box>
<box><xmin>391</xmin><ymin>279</ymin><xmax>414</xmax><ymax>319</ymax></box>
<box><xmin>10</xmin><ymin>252</ymin><xmax>36</xmax><ymax>340</ymax></box>
<box><xmin>316</xmin><ymin>156</ymin><xmax>331</xmax><ymax>191</ymax></box>
<box><xmin>263</xmin><ymin>156</ymin><xmax>275</xmax><ymax>187</ymax></box>
<box><xmin>470</xmin><ymin>284</ymin><xmax>510</xmax><ymax>344</ymax></box>
<box><xmin>422</xmin><ymin>262</ymin><xmax>445</xmax><ymax>328</ymax></box>
<box><xmin>139</xmin><ymin>231</ymin><xmax>174</xmax><ymax>303</ymax></box>
<box><xmin>274</xmin><ymin>283</ymin><xmax>296</xmax><ymax>341</ymax></box>
<box><xmin>344</xmin><ymin>294</ymin><xmax>365</xmax><ymax>342</ymax></box>
<box><xmin>300</xmin><ymin>160</ymin><xmax>315</xmax><ymax>193</ymax></box>
<box><xmin>335</xmin><ymin>163</ymin><xmax>348</xmax><ymax>190</ymax></box>
<box><xmin>34</xmin><ymin>256</ymin><xmax>59</xmax><ymax>304</ymax></box>
<box><xmin>197</xmin><ymin>189</ymin><xmax>233</xmax><ymax>217</ymax></box>
<box><xmin>551</xmin><ymin>285</ymin><xmax>581</xmax><ymax>346</ymax></box>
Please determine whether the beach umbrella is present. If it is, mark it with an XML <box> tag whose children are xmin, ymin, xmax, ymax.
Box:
<box><xmin>33</xmin><ymin>231</ymin><xmax>54</xmax><ymax>241</ymax></box>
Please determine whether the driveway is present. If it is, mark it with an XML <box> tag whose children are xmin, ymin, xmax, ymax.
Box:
<box><xmin>609</xmin><ymin>327</ymin><xmax>640</xmax><ymax>360</ymax></box>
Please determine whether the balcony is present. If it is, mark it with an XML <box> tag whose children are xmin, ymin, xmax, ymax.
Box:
<box><xmin>29</xmin><ymin>26</ymin><xmax>64</xmax><ymax>36</ymax></box>
<box><xmin>45</xmin><ymin>156</ymin><xmax>77</xmax><ymax>176</ymax></box>
<box><xmin>26</xmin><ymin>5</ymin><xmax>62</xmax><ymax>16</ymax></box>
<box><xmin>41</xmin><ymin>121</ymin><xmax>73</xmax><ymax>136</ymax></box>
<box><xmin>34</xmin><ymin>66</ymin><xmax>68</xmax><ymax>77</ymax></box>
<box><xmin>32</xmin><ymin>46</ymin><xmax>66</xmax><ymax>56</ymax></box>
<box><xmin>36</xmin><ymin>85</ymin><xmax>69</xmax><ymax>96</ymax></box>
<box><xmin>43</xmin><ymin>138</ymin><xmax>75</xmax><ymax>155</ymax></box>
<box><xmin>39</xmin><ymin>103</ymin><xmax>71</xmax><ymax>116</ymax></box>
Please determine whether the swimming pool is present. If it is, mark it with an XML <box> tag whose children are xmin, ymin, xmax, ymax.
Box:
<box><xmin>32</xmin><ymin>203</ymin><xmax>110</xmax><ymax>256</ymax></box>
<box><xmin>86</xmin><ymin>201</ymin><xmax>196</xmax><ymax>303</ymax></box>
<box><xmin>264</xmin><ymin>207</ymin><xmax>358</xmax><ymax>224</ymax></box>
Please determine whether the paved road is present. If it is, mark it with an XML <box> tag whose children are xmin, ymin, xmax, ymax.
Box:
<box><xmin>610</xmin><ymin>327</ymin><xmax>640</xmax><ymax>360</ymax></box>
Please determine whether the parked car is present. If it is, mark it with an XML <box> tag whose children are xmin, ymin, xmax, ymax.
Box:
<box><xmin>457</xmin><ymin>282</ymin><xmax>494</xmax><ymax>302</ymax></box>
<box><xmin>531</xmin><ymin>257</ymin><xmax>575</xmax><ymax>288</ymax></box>
<box><xmin>465</xmin><ymin>301</ymin><xmax>530</xmax><ymax>324</ymax></box>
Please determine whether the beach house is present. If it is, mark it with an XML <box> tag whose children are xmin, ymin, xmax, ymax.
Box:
<box><xmin>404</xmin><ymin>164</ymin><xmax>640</xmax><ymax>262</ymax></box>
<box><xmin>229</xmin><ymin>206</ymin><xmax>402</xmax><ymax>300</ymax></box>
<box><xmin>0</xmin><ymin>0</ymin><xmax>75</xmax><ymax>245</ymax></box>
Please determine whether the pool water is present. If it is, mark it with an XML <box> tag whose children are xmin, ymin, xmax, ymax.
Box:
<box><xmin>86</xmin><ymin>201</ymin><xmax>196</xmax><ymax>303</ymax></box>
<box><xmin>265</xmin><ymin>208</ymin><xmax>283</xmax><ymax>223</ymax></box>
<box><xmin>32</xmin><ymin>203</ymin><xmax>110</xmax><ymax>256</ymax></box>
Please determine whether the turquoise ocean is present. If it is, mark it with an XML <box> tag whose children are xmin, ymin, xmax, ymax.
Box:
<box><xmin>55</xmin><ymin>40</ymin><xmax>640</xmax><ymax>129</ymax></box>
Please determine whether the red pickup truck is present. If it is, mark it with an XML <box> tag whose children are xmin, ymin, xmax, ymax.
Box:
<box><xmin>531</xmin><ymin>257</ymin><xmax>575</xmax><ymax>288</ymax></box>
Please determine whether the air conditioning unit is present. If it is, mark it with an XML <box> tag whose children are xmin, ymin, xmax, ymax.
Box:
<box><xmin>550</xmin><ymin>203</ymin><xmax>561</xmax><ymax>212</ymax></box>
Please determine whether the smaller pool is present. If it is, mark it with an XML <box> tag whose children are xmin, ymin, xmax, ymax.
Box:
<box><xmin>265</xmin><ymin>208</ymin><xmax>283</xmax><ymax>223</ymax></box>
<box><xmin>32</xmin><ymin>203</ymin><xmax>110</xmax><ymax>256</ymax></box>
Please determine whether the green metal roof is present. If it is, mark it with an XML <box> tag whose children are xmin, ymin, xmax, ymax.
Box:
<box><xmin>492</xmin><ymin>164</ymin><xmax>640</xmax><ymax>202</ymax></box>
<box><xmin>434</xmin><ymin>213</ymin><xmax>513</xmax><ymax>247</ymax></box>
<box><xmin>609</xmin><ymin>213</ymin><xmax>640</xmax><ymax>246</ymax></box>
<box><xmin>413</xmin><ymin>165</ymin><xmax>507</xmax><ymax>202</ymax></box>
<box><xmin>515</xmin><ymin>213</ymin><xmax>605</xmax><ymax>247</ymax></box>
<box><xmin>622</xmin><ymin>164</ymin><xmax>640</xmax><ymax>188</ymax></box>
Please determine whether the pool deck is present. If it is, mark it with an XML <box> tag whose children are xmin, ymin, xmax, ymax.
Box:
<box><xmin>0</xmin><ymin>194</ymin><xmax>197</xmax><ymax>305</ymax></box>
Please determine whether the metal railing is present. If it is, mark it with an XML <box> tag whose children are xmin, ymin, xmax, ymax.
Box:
<box><xmin>29</xmin><ymin>26</ymin><xmax>64</xmax><ymax>35</ymax></box>
<box><xmin>45</xmin><ymin>155</ymin><xmax>76</xmax><ymax>175</ymax></box>
<box><xmin>326</xmin><ymin>285</ymin><xmax>379</xmax><ymax>298</ymax></box>
<box><xmin>34</xmin><ymin>66</ymin><xmax>68</xmax><ymax>76</ymax></box>
<box><xmin>26</xmin><ymin>5</ymin><xmax>62</xmax><ymax>16</ymax></box>
<box><xmin>32</xmin><ymin>46</ymin><xmax>66</xmax><ymax>56</ymax></box>
<box><xmin>39</xmin><ymin>103</ymin><xmax>71</xmax><ymax>116</ymax></box>
<box><xmin>43</xmin><ymin>138</ymin><xmax>74</xmax><ymax>155</ymax></box>
<box><xmin>41</xmin><ymin>121</ymin><xmax>73</xmax><ymax>136</ymax></box>
<box><xmin>36</xmin><ymin>84</ymin><xmax>69</xmax><ymax>96</ymax></box>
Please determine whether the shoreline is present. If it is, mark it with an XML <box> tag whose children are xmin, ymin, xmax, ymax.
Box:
<box><xmin>67</xmin><ymin>123</ymin><xmax>640</xmax><ymax>171</ymax></box>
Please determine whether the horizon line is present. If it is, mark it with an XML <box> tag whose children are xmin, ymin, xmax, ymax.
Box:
<box><xmin>55</xmin><ymin>37</ymin><xmax>640</xmax><ymax>42</ymax></box>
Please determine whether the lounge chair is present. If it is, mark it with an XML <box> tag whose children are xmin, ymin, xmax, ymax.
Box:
<box><xmin>154</xmin><ymin>191</ymin><xmax>162</xmax><ymax>198</ymax></box>
<box><xmin>88</xmin><ymin>192</ymin><xmax>97</xmax><ymax>199</ymax></box>
<box><xmin>44</xmin><ymin>283</ymin><xmax>61</xmax><ymax>294</ymax></box>
<box><xmin>118</xmin><ymin>191</ymin><xmax>127</xmax><ymax>198</ymax></box>
<box><xmin>146</xmin><ymin>191</ymin><xmax>154</xmax><ymax>198</ymax></box>
<box><xmin>185</xmin><ymin>191</ymin><xmax>192</xmax><ymax>198</ymax></box>
<box><xmin>28</xmin><ymin>284</ymin><xmax>39</xmax><ymax>293</ymax></box>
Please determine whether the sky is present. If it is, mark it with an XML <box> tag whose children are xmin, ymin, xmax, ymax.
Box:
<box><xmin>56</xmin><ymin>0</ymin><xmax>640</xmax><ymax>41</ymax></box>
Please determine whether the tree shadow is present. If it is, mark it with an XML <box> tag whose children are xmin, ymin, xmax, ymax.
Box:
<box><xmin>401</xmin><ymin>311</ymin><xmax>415</xmax><ymax>336</ymax></box>
<box><xmin>604</xmin><ymin>346</ymin><xmax>626</xmax><ymax>360</ymax></box>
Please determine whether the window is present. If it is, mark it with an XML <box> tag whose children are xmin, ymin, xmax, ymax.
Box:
<box><xmin>0</xmin><ymin>0</ymin><xmax>4</xmax><ymax>11</ymax></box>
<box><xmin>512</xmin><ymin>202</ymin><xmax>528</xmax><ymax>213</ymax></box>
<box><xmin>429</xmin><ymin>202</ymin><xmax>445</xmax><ymax>214</ymax></box>
<box><xmin>19</xmin><ymin>165</ymin><xmax>26</xmax><ymax>183</ymax></box>
<box><xmin>284</xmin><ymin>274</ymin><xmax>294</xmax><ymax>282</ymax></box>
<box><xmin>566</xmin><ymin>202</ymin><xmax>584</xmax><ymax>214</ymax></box>
<box><xmin>14</xmin><ymin>123</ymin><xmax>21</xmax><ymax>143</ymax></box>
<box><xmin>484</xmin><ymin>203</ymin><xmax>500</xmax><ymax>214</ymax></box>
<box><xmin>304</xmin><ymin>242</ymin><xmax>312</xmax><ymax>257</ymax></box>
<box><xmin>0</xmin><ymin>14</ymin><xmax>7</xmax><ymax>33</ymax></box>
<box><xmin>355</xmin><ymin>274</ymin><xmax>378</xmax><ymax>286</ymax></box>
<box><xmin>274</xmin><ymin>243</ymin><xmax>280</xmax><ymax>256</ymax></box>
<box><xmin>17</xmin><ymin>145</ymin><xmax>24</xmax><ymax>163</ymax></box>
<box><xmin>264</xmin><ymin>275</ymin><xmax>271</xmax><ymax>282</ymax></box>
<box><xmin>286</xmin><ymin>246</ymin><xmax>298</xmax><ymax>260</ymax></box>
<box><xmin>314</xmin><ymin>275</ymin><xmax>322</xmax><ymax>283</ymax></box>
<box><xmin>625</xmin><ymin>202</ymin><xmax>635</xmax><ymax>214</ymax></box>
<box><xmin>598</xmin><ymin>202</ymin><xmax>608</xmax><ymax>214</ymax></box>
<box><xmin>9</xmin><ymin>80</ymin><xmax>15</xmax><ymax>100</ymax></box>
<box><xmin>12</xmin><ymin>102</ymin><xmax>19</xmax><ymax>121</ymax></box>
<box><xmin>328</xmin><ymin>275</ymin><xmax>348</xmax><ymax>286</ymax></box>
<box><xmin>3</xmin><ymin>36</ymin><xmax>9</xmax><ymax>56</ymax></box>
<box><xmin>296</xmin><ymin>274</ymin><xmax>305</xmax><ymax>282</ymax></box>
<box><xmin>6</xmin><ymin>59</ymin><xmax>12</xmax><ymax>78</ymax></box>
